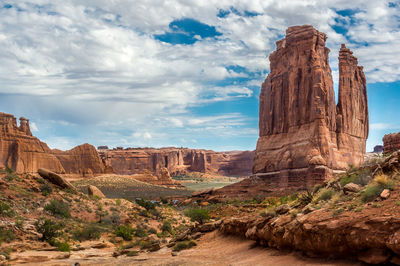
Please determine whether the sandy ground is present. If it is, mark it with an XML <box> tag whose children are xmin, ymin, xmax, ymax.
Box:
<box><xmin>17</xmin><ymin>232</ymin><xmax>362</xmax><ymax>266</ymax></box>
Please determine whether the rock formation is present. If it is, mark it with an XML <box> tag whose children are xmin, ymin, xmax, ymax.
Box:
<box><xmin>52</xmin><ymin>143</ymin><xmax>107</xmax><ymax>176</ymax></box>
<box><xmin>38</xmin><ymin>168</ymin><xmax>77</xmax><ymax>192</ymax></box>
<box><xmin>99</xmin><ymin>147</ymin><xmax>254</xmax><ymax>177</ymax></box>
<box><xmin>0</xmin><ymin>112</ymin><xmax>65</xmax><ymax>173</ymax></box>
<box><xmin>383</xmin><ymin>133</ymin><xmax>400</xmax><ymax>154</ymax></box>
<box><xmin>217</xmin><ymin>25</ymin><xmax>368</xmax><ymax>197</ymax></box>
<box><xmin>373</xmin><ymin>145</ymin><xmax>383</xmax><ymax>153</ymax></box>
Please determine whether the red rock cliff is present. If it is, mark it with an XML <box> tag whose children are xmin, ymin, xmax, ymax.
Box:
<box><xmin>52</xmin><ymin>143</ymin><xmax>107</xmax><ymax>177</ymax></box>
<box><xmin>250</xmin><ymin>25</ymin><xmax>368</xmax><ymax>193</ymax></box>
<box><xmin>383</xmin><ymin>133</ymin><xmax>400</xmax><ymax>154</ymax></box>
<box><xmin>99</xmin><ymin>148</ymin><xmax>254</xmax><ymax>177</ymax></box>
<box><xmin>0</xmin><ymin>112</ymin><xmax>65</xmax><ymax>173</ymax></box>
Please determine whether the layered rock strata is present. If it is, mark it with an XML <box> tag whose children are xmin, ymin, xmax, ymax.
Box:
<box><xmin>99</xmin><ymin>148</ymin><xmax>254</xmax><ymax>177</ymax></box>
<box><xmin>253</xmin><ymin>25</ymin><xmax>368</xmax><ymax>191</ymax></box>
<box><xmin>0</xmin><ymin>112</ymin><xmax>108</xmax><ymax>176</ymax></box>
<box><xmin>217</xmin><ymin>25</ymin><xmax>368</xmax><ymax>197</ymax></box>
<box><xmin>383</xmin><ymin>133</ymin><xmax>400</xmax><ymax>154</ymax></box>
<box><xmin>0</xmin><ymin>113</ymin><xmax>65</xmax><ymax>173</ymax></box>
<box><xmin>52</xmin><ymin>144</ymin><xmax>107</xmax><ymax>177</ymax></box>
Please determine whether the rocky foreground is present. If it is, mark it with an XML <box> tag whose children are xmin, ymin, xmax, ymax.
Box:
<box><xmin>219</xmin><ymin>152</ymin><xmax>400</xmax><ymax>264</ymax></box>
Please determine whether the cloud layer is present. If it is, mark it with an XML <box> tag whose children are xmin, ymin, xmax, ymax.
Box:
<box><xmin>0</xmin><ymin>1</ymin><xmax>399</xmax><ymax>150</ymax></box>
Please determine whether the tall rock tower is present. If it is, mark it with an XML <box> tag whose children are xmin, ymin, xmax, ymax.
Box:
<box><xmin>252</xmin><ymin>25</ymin><xmax>369</xmax><ymax>190</ymax></box>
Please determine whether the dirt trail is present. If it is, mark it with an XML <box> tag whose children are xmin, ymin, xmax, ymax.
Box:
<box><xmin>21</xmin><ymin>232</ymin><xmax>362</xmax><ymax>266</ymax></box>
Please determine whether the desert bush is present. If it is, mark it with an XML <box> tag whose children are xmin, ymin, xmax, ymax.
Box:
<box><xmin>184</xmin><ymin>208</ymin><xmax>210</xmax><ymax>224</ymax></box>
<box><xmin>161</xmin><ymin>221</ymin><xmax>173</xmax><ymax>234</ymax></box>
<box><xmin>72</xmin><ymin>224</ymin><xmax>102</xmax><ymax>241</ymax></box>
<box><xmin>115</xmin><ymin>224</ymin><xmax>134</xmax><ymax>241</ymax></box>
<box><xmin>0</xmin><ymin>227</ymin><xmax>15</xmax><ymax>244</ymax></box>
<box><xmin>44</xmin><ymin>200</ymin><xmax>71</xmax><ymax>218</ymax></box>
<box><xmin>317</xmin><ymin>188</ymin><xmax>335</xmax><ymax>201</ymax></box>
<box><xmin>361</xmin><ymin>184</ymin><xmax>384</xmax><ymax>202</ymax></box>
<box><xmin>127</xmin><ymin>250</ymin><xmax>138</xmax><ymax>256</ymax></box>
<box><xmin>40</xmin><ymin>183</ymin><xmax>53</xmax><ymax>196</ymax></box>
<box><xmin>135</xmin><ymin>199</ymin><xmax>156</xmax><ymax>211</ymax></box>
<box><xmin>35</xmin><ymin>218</ymin><xmax>62</xmax><ymax>242</ymax></box>
<box><xmin>115</xmin><ymin>199</ymin><xmax>121</xmax><ymax>206</ymax></box>
<box><xmin>134</xmin><ymin>226</ymin><xmax>147</xmax><ymax>238</ymax></box>
<box><xmin>340</xmin><ymin>168</ymin><xmax>372</xmax><ymax>187</ymax></box>
<box><xmin>298</xmin><ymin>190</ymin><xmax>314</xmax><ymax>206</ymax></box>
<box><xmin>5</xmin><ymin>166</ymin><xmax>18</xmax><ymax>181</ymax></box>
<box><xmin>0</xmin><ymin>202</ymin><xmax>14</xmax><ymax>217</ymax></box>
<box><xmin>54</xmin><ymin>241</ymin><xmax>70</xmax><ymax>252</ymax></box>
<box><xmin>172</xmin><ymin>240</ymin><xmax>197</xmax><ymax>251</ymax></box>
<box><xmin>148</xmin><ymin>228</ymin><xmax>157</xmax><ymax>235</ymax></box>
<box><xmin>374</xmin><ymin>174</ymin><xmax>394</xmax><ymax>190</ymax></box>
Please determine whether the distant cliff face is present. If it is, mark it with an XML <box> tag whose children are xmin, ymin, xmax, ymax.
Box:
<box><xmin>0</xmin><ymin>112</ymin><xmax>65</xmax><ymax>173</ymax></box>
<box><xmin>51</xmin><ymin>143</ymin><xmax>108</xmax><ymax>177</ymax></box>
<box><xmin>99</xmin><ymin>148</ymin><xmax>254</xmax><ymax>177</ymax></box>
<box><xmin>383</xmin><ymin>133</ymin><xmax>400</xmax><ymax>154</ymax></box>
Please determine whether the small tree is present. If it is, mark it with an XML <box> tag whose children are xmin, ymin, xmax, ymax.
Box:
<box><xmin>184</xmin><ymin>208</ymin><xmax>210</xmax><ymax>224</ymax></box>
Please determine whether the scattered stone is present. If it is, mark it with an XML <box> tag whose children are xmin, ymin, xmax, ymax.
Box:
<box><xmin>276</xmin><ymin>204</ymin><xmax>290</xmax><ymax>215</ymax></box>
<box><xmin>380</xmin><ymin>189</ymin><xmax>390</xmax><ymax>199</ymax></box>
<box><xmin>191</xmin><ymin>232</ymin><xmax>203</xmax><ymax>239</ymax></box>
<box><xmin>200</xmin><ymin>201</ymin><xmax>209</xmax><ymax>206</ymax></box>
<box><xmin>87</xmin><ymin>185</ymin><xmax>105</xmax><ymax>198</ymax></box>
<box><xmin>343</xmin><ymin>183</ymin><xmax>361</xmax><ymax>194</ymax></box>
<box><xmin>114</xmin><ymin>237</ymin><xmax>124</xmax><ymax>243</ymax></box>
<box><xmin>192</xmin><ymin>188</ymin><xmax>214</xmax><ymax>198</ymax></box>
<box><xmin>171</xmin><ymin>251</ymin><xmax>178</xmax><ymax>256</ymax></box>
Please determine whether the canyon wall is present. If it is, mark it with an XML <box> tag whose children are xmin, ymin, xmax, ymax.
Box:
<box><xmin>383</xmin><ymin>133</ymin><xmax>400</xmax><ymax>154</ymax></box>
<box><xmin>51</xmin><ymin>144</ymin><xmax>109</xmax><ymax>177</ymax></box>
<box><xmin>0</xmin><ymin>112</ymin><xmax>107</xmax><ymax>176</ymax></box>
<box><xmin>217</xmin><ymin>25</ymin><xmax>368</xmax><ymax>197</ymax></box>
<box><xmin>0</xmin><ymin>112</ymin><xmax>65</xmax><ymax>173</ymax></box>
<box><xmin>99</xmin><ymin>148</ymin><xmax>254</xmax><ymax>177</ymax></box>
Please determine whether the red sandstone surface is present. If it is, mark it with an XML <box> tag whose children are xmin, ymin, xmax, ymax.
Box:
<box><xmin>216</xmin><ymin>25</ymin><xmax>368</xmax><ymax>198</ymax></box>
<box><xmin>383</xmin><ymin>133</ymin><xmax>400</xmax><ymax>154</ymax></box>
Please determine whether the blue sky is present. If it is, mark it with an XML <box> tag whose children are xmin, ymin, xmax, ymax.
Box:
<box><xmin>0</xmin><ymin>1</ymin><xmax>399</xmax><ymax>152</ymax></box>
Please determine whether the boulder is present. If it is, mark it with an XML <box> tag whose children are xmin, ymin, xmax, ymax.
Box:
<box><xmin>380</xmin><ymin>189</ymin><xmax>390</xmax><ymax>199</ymax></box>
<box><xmin>88</xmin><ymin>185</ymin><xmax>105</xmax><ymax>198</ymax></box>
<box><xmin>37</xmin><ymin>168</ymin><xmax>77</xmax><ymax>192</ymax></box>
<box><xmin>343</xmin><ymin>183</ymin><xmax>361</xmax><ymax>194</ymax></box>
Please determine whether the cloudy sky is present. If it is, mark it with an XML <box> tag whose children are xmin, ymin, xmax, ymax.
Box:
<box><xmin>0</xmin><ymin>0</ymin><xmax>399</xmax><ymax>152</ymax></box>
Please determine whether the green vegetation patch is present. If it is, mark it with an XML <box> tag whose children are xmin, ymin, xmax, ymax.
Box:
<box><xmin>44</xmin><ymin>200</ymin><xmax>71</xmax><ymax>218</ymax></box>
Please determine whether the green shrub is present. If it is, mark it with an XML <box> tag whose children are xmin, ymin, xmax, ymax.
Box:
<box><xmin>161</xmin><ymin>221</ymin><xmax>172</xmax><ymax>234</ymax></box>
<box><xmin>115</xmin><ymin>224</ymin><xmax>134</xmax><ymax>241</ymax></box>
<box><xmin>44</xmin><ymin>200</ymin><xmax>71</xmax><ymax>218</ymax></box>
<box><xmin>55</xmin><ymin>241</ymin><xmax>70</xmax><ymax>252</ymax></box>
<box><xmin>148</xmin><ymin>228</ymin><xmax>157</xmax><ymax>235</ymax></box>
<box><xmin>134</xmin><ymin>226</ymin><xmax>147</xmax><ymax>238</ymax></box>
<box><xmin>115</xmin><ymin>199</ymin><xmax>121</xmax><ymax>206</ymax></box>
<box><xmin>298</xmin><ymin>190</ymin><xmax>314</xmax><ymax>206</ymax></box>
<box><xmin>172</xmin><ymin>240</ymin><xmax>197</xmax><ymax>251</ymax></box>
<box><xmin>72</xmin><ymin>224</ymin><xmax>102</xmax><ymax>241</ymax></box>
<box><xmin>0</xmin><ymin>202</ymin><xmax>15</xmax><ymax>217</ymax></box>
<box><xmin>0</xmin><ymin>227</ymin><xmax>16</xmax><ymax>244</ymax></box>
<box><xmin>135</xmin><ymin>199</ymin><xmax>156</xmax><ymax>211</ymax></box>
<box><xmin>361</xmin><ymin>184</ymin><xmax>384</xmax><ymax>202</ymax></box>
<box><xmin>5</xmin><ymin>166</ymin><xmax>17</xmax><ymax>181</ymax></box>
<box><xmin>317</xmin><ymin>188</ymin><xmax>335</xmax><ymax>201</ymax></box>
<box><xmin>126</xmin><ymin>250</ymin><xmax>138</xmax><ymax>257</ymax></box>
<box><xmin>40</xmin><ymin>183</ymin><xmax>53</xmax><ymax>196</ymax></box>
<box><xmin>184</xmin><ymin>208</ymin><xmax>210</xmax><ymax>224</ymax></box>
<box><xmin>35</xmin><ymin>218</ymin><xmax>62</xmax><ymax>242</ymax></box>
